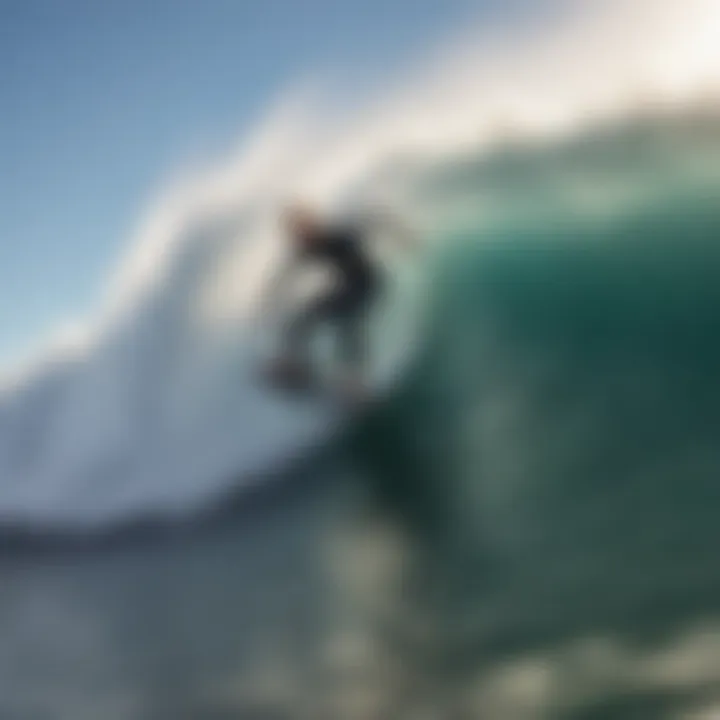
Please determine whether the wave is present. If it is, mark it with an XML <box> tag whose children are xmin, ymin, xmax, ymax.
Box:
<box><xmin>1</xmin><ymin>0</ymin><xmax>719</xmax><ymax>531</ymax></box>
<box><xmin>356</xmin><ymin>108</ymin><xmax>720</xmax><ymax>543</ymax></box>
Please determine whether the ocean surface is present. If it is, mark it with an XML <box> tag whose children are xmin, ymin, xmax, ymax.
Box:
<box><xmin>2</xmin><ymin>109</ymin><xmax>720</xmax><ymax>718</ymax></box>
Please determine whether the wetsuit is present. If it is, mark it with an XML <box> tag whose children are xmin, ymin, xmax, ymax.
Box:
<box><xmin>284</xmin><ymin>225</ymin><xmax>381</xmax><ymax>370</ymax></box>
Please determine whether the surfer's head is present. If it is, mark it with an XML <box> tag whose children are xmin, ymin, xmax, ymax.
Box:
<box><xmin>283</xmin><ymin>202</ymin><xmax>323</xmax><ymax>247</ymax></box>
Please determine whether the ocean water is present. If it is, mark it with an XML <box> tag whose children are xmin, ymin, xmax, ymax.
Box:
<box><xmin>2</xmin><ymin>111</ymin><xmax>720</xmax><ymax>718</ymax></box>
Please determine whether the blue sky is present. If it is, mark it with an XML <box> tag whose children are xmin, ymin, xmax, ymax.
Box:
<box><xmin>0</xmin><ymin>0</ymin><xmax>519</xmax><ymax>362</ymax></box>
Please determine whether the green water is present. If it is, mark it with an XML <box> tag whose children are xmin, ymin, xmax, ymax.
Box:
<box><xmin>346</xmin><ymin>111</ymin><xmax>720</xmax><ymax>717</ymax></box>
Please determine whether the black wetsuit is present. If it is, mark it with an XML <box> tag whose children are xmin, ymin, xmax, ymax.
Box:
<box><xmin>285</xmin><ymin>225</ymin><xmax>381</xmax><ymax>369</ymax></box>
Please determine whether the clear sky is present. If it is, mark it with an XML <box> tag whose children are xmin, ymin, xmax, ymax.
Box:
<box><xmin>0</xmin><ymin>0</ymin><xmax>517</xmax><ymax>363</ymax></box>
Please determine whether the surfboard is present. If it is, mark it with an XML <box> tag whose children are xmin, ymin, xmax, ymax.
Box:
<box><xmin>257</xmin><ymin>354</ymin><xmax>377</xmax><ymax>419</ymax></box>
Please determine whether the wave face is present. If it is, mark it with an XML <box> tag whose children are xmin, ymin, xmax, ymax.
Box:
<box><xmin>1</xmin><ymin>0</ymin><xmax>720</xmax><ymax>530</ymax></box>
<box><xmin>333</xmin><ymin>110</ymin><xmax>720</xmax><ymax>718</ymax></box>
<box><xmin>350</xmin><ymin>108</ymin><xmax>720</xmax><ymax>593</ymax></box>
<box><xmin>359</xmin><ymin>108</ymin><xmax>720</xmax><ymax>531</ymax></box>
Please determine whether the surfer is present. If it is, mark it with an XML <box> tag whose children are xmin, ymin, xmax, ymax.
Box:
<box><xmin>263</xmin><ymin>203</ymin><xmax>409</xmax><ymax>404</ymax></box>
